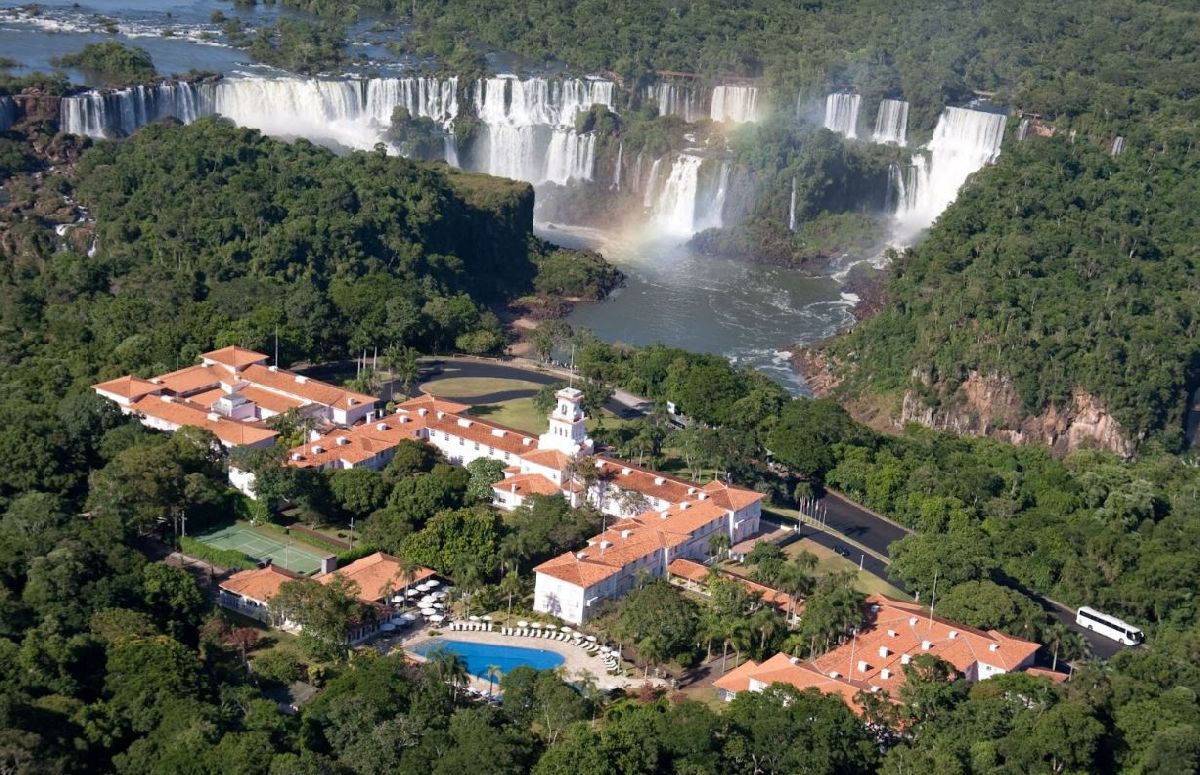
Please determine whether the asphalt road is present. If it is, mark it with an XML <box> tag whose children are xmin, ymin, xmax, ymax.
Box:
<box><xmin>418</xmin><ymin>357</ymin><xmax>1127</xmax><ymax>661</ymax></box>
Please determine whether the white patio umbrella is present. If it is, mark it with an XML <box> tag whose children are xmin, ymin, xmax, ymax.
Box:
<box><xmin>406</xmin><ymin>589</ymin><xmax>421</xmax><ymax>597</ymax></box>
<box><xmin>469</xmin><ymin>615</ymin><xmax>481</xmax><ymax>622</ymax></box>
<box><xmin>401</xmin><ymin>613</ymin><xmax>418</xmax><ymax>622</ymax></box>
<box><xmin>432</xmin><ymin>602</ymin><xmax>444</xmax><ymax>609</ymax></box>
<box><xmin>586</xmin><ymin>635</ymin><xmax>597</xmax><ymax>642</ymax></box>
<box><xmin>429</xmin><ymin>614</ymin><xmax>444</xmax><ymax>623</ymax></box>
<box><xmin>432</xmin><ymin>590</ymin><xmax>447</xmax><ymax>599</ymax></box>
<box><xmin>530</xmin><ymin>622</ymin><xmax>542</xmax><ymax>629</ymax></box>
<box><xmin>517</xmin><ymin>620</ymin><xmax>529</xmax><ymax>628</ymax></box>
<box><xmin>420</xmin><ymin>607</ymin><xmax>436</xmax><ymax>616</ymax></box>
<box><xmin>481</xmin><ymin>615</ymin><xmax>492</xmax><ymax>621</ymax></box>
<box><xmin>560</xmin><ymin>626</ymin><xmax>572</xmax><ymax>633</ymax></box>
<box><xmin>426</xmin><ymin>579</ymin><xmax>440</xmax><ymax>587</ymax></box>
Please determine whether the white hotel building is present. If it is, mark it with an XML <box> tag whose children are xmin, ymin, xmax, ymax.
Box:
<box><xmin>96</xmin><ymin>347</ymin><xmax>762</xmax><ymax>624</ymax></box>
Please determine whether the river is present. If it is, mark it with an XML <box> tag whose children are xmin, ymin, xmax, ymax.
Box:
<box><xmin>2</xmin><ymin>0</ymin><xmax>859</xmax><ymax>394</ymax></box>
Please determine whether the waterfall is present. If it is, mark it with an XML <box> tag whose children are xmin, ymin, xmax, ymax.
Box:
<box><xmin>59</xmin><ymin>76</ymin><xmax>460</xmax><ymax>151</ymax></box>
<box><xmin>642</xmin><ymin>157</ymin><xmax>663</xmax><ymax>208</ymax></box>
<box><xmin>647</xmin><ymin>82</ymin><xmax>698</xmax><ymax>123</ymax></box>
<box><xmin>469</xmin><ymin>75</ymin><xmax>613</xmax><ymax>184</ymax></box>
<box><xmin>788</xmin><ymin>177</ymin><xmax>797</xmax><ymax>231</ymax></box>
<box><xmin>544</xmin><ymin>128</ymin><xmax>596</xmax><ymax>184</ymax></box>
<box><xmin>823</xmin><ymin>93</ymin><xmax>861</xmax><ymax>138</ymax></box>
<box><xmin>710</xmin><ymin>85</ymin><xmax>758</xmax><ymax>123</ymax></box>
<box><xmin>694</xmin><ymin>161</ymin><xmax>729</xmax><ymax>232</ymax></box>
<box><xmin>1111</xmin><ymin>136</ymin><xmax>1126</xmax><ymax>156</ymax></box>
<box><xmin>872</xmin><ymin>99</ymin><xmax>908</xmax><ymax>146</ymax></box>
<box><xmin>0</xmin><ymin>96</ymin><xmax>15</xmax><ymax>131</ymax></box>
<box><xmin>893</xmin><ymin>106</ymin><xmax>1006</xmax><ymax>242</ymax></box>
<box><xmin>1016</xmin><ymin>118</ymin><xmax>1030</xmax><ymax>142</ymax></box>
<box><xmin>652</xmin><ymin>155</ymin><xmax>703</xmax><ymax>235</ymax></box>
<box><xmin>612</xmin><ymin>141</ymin><xmax>623</xmax><ymax>190</ymax></box>
<box><xmin>631</xmin><ymin>152</ymin><xmax>644</xmax><ymax>193</ymax></box>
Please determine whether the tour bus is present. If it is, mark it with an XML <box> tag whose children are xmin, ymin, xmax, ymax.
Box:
<box><xmin>1076</xmin><ymin>606</ymin><xmax>1143</xmax><ymax>645</ymax></box>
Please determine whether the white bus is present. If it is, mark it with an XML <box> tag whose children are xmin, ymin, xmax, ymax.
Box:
<box><xmin>1076</xmin><ymin>606</ymin><xmax>1143</xmax><ymax>645</ymax></box>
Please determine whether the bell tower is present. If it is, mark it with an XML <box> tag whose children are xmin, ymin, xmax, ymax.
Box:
<box><xmin>538</xmin><ymin>387</ymin><xmax>593</xmax><ymax>455</ymax></box>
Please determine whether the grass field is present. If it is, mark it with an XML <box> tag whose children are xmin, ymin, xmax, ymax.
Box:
<box><xmin>422</xmin><ymin>376</ymin><xmax>543</xmax><ymax>398</ymax></box>
<box><xmin>195</xmin><ymin>522</ymin><xmax>329</xmax><ymax>575</ymax></box>
<box><xmin>784</xmin><ymin>538</ymin><xmax>910</xmax><ymax>599</ymax></box>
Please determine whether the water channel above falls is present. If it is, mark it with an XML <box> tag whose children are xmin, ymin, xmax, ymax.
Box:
<box><xmin>546</xmin><ymin>225</ymin><xmax>857</xmax><ymax>395</ymax></box>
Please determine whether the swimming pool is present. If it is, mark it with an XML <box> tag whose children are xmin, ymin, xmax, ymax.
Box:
<box><xmin>412</xmin><ymin>638</ymin><xmax>565</xmax><ymax>679</ymax></box>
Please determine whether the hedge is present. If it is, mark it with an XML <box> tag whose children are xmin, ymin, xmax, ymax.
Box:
<box><xmin>179</xmin><ymin>536</ymin><xmax>258</xmax><ymax>571</ymax></box>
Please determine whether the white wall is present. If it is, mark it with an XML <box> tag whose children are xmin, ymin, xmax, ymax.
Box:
<box><xmin>533</xmin><ymin>572</ymin><xmax>589</xmax><ymax>624</ymax></box>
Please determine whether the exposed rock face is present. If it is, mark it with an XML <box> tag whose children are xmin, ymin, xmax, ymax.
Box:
<box><xmin>791</xmin><ymin>347</ymin><xmax>843</xmax><ymax>396</ymax></box>
<box><xmin>900</xmin><ymin>370</ymin><xmax>1137</xmax><ymax>457</ymax></box>
<box><xmin>11</xmin><ymin>91</ymin><xmax>61</xmax><ymax>126</ymax></box>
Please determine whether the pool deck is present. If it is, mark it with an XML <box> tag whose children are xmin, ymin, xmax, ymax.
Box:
<box><xmin>393</xmin><ymin>627</ymin><xmax>667</xmax><ymax>692</ymax></box>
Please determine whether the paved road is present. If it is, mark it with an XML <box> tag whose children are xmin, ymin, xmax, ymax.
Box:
<box><xmin>419</xmin><ymin>357</ymin><xmax>1127</xmax><ymax>660</ymax></box>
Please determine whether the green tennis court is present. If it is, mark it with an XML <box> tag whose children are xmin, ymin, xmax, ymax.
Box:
<box><xmin>195</xmin><ymin>523</ymin><xmax>328</xmax><ymax>575</ymax></box>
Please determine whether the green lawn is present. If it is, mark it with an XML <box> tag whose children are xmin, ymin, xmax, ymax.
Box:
<box><xmin>784</xmin><ymin>539</ymin><xmax>911</xmax><ymax>600</ymax></box>
<box><xmin>422</xmin><ymin>376</ymin><xmax>543</xmax><ymax>398</ymax></box>
<box><xmin>468</xmin><ymin>396</ymin><xmax>635</xmax><ymax>436</ymax></box>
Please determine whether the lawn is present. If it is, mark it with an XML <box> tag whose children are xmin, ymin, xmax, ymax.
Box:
<box><xmin>784</xmin><ymin>539</ymin><xmax>911</xmax><ymax>599</ymax></box>
<box><xmin>468</xmin><ymin>396</ymin><xmax>636</xmax><ymax>436</ymax></box>
<box><xmin>422</xmin><ymin>376</ymin><xmax>543</xmax><ymax>398</ymax></box>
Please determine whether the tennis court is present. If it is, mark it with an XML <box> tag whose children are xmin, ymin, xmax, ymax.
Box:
<box><xmin>195</xmin><ymin>523</ymin><xmax>328</xmax><ymax>575</ymax></box>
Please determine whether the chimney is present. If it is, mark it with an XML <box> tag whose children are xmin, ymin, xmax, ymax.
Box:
<box><xmin>457</xmin><ymin>418</ymin><xmax>472</xmax><ymax>428</ymax></box>
<box><xmin>620</xmin><ymin>529</ymin><xmax>632</xmax><ymax>538</ymax></box>
<box><xmin>878</xmin><ymin>646</ymin><xmax>890</xmax><ymax>658</ymax></box>
<box><xmin>269</xmin><ymin>365</ymin><xmax>278</xmax><ymax>372</ymax></box>
<box><xmin>335</xmin><ymin>437</ymin><xmax>350</xmax><ymax>446</ymax></box>
<box><xmin>881</xmin><ymin>668</ymin><xmax>892</xmax><ymax>680</ymax></box>
<box><xmin>948</xmin><ymin>630</ymin><xmax>959</xmax><ymax>639</ymax></box>
<box><xmin>295</xmin><ymin>375</ymin><xmax>308</xmax><ymax>384</ymax></box>
<box><xmin>376</xmin><ymin>422</ymin><xmax>389</xmax><ymax>431</ymax></box>
<box><xmin>491</xmin><ymin>428</ymin><xmax>505</xmax><ymax>437</ymax></box>
<box><xmin>347</xmin><ymin>397</ymin><xmax>356</xmax><ymax>406</ymax></box>
<box><xmin>436</xmin><ymin>411</ymin><xmax>445</xmax><ymax>419</ymax></box>
<box><xmin>418</xmin><ymin>408</ymin><xmax>428</xmax><ymax>416</ymax></box>
<box><xmin>659</xmin><ymin>510</ymin><xmax>670</xmax><ymax>519</ymax></box>
<box><xmin>698</xmin><ymin>493</ymin><xmax>708</xmax><ymax>501</ymax></box>
<box><xmin>921</xmin><ymin>640</ymin><xmax>932</xmax><ymax>651</ymax></box>
<box><xmin>207</xmin><ymin>412</ymin><xmax>220</xmax><ymax>422</ymax></box>
<box><xmin>311</xmin><ymin>445</ymin><xmax>324</xmax><ymax>454</ymax></box>
<box><xmin>909</xmin><ymin>616</ymin><xmax>919</xmax><ymax>626</ymax></box>
<box><xmin>319</xmin><ymin>555</ymin><xmax>338</xmax><ymax>575</ymax></box>
<box><xmin>988</xmin><ymin>643</ymin><xmax>999</xmax><ymax>652</ymax></box>
<box><xmin>599</xmin><ymin>540</ymin><xmax>612</xmax><ymax>549</ymax></box>
<box><xmin>687</xmin><ymin>487</ymin><xmax>696</xmax><ymax>495</ymax></box>
<box><xmin>621</xmin><ymin>467</ymin><xmax>631</xmax><ymax>475</ymax></box>
<box><xmin>887</xmin><ymin>629</ymin><xmax>898</xmax><ymax>637</ymax></box>
<box><xmin>857</xmin><ymin>660</ymin><xmax>869</xmax><ymax>673</ymax></box>
<box><xmin>290</xmin><ymin>453</ymin><xmax>302</xmax><ymax>461</ymax></box>
<box><xmin>679</xmin><ymin>502</ymin><xmax>690</xmax><ymax>510</ymax></box>
<box><xmin>829</xmin><ymin>671</ymin><xmax>840</xmax><ymax>679</ymax></box>
<box><xmin>901</xmin><ymin>654</ymin><xmax>912</xmax><ymax>665</ymax></box>
<box><xmin>654</xmin><ymin>476</ymin><xmax>665</xmax><ymax>486</ymax></box>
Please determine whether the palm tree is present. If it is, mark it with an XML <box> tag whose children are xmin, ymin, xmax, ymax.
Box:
<box><xmin>1043</xmin><ymin>622</ymin><xmax>1092</xmax><ymax>672</ymax></box>
<box><xmin>750</xmin><ymin>608</ymin><xmax>784</xmax><ymax>657</ymax></box>
<box><xmin>428</xmin><ymin>648</ymin><xmax>469</xmax><ymax>702</ymax></box>
<box><xmin>708</xmin><ymin>532</ymin><xmax>732</xmax><ymax>563</ymax></box>
<box><xmin>498</xmin><ymin>570</ymin><xmax>524</xmax><ymax>620</ymax></box>
<box><xmin>777</xmin><ymin>558</ymin><xmax>816</xmax><ymax>626</ymax></box>
<box><xmin>485</xmin><ymin>664</ymin><xmax>502</xmax><ymax>697</ymax></box>
<box><xmin>394</xmin><ymin>556</ymin><xmax>420</xmax><ymax>610</ymax></box>
<box><xmin>384</xmin><ymin>344</ymin><xmax>420</xmax><ymax>399</ymax></box>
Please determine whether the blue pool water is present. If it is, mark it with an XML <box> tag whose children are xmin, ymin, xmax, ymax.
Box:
<box><xmin>412</xmin><ymin>638</ymin><xmax>564</xmax><ymax>679</ymax></box>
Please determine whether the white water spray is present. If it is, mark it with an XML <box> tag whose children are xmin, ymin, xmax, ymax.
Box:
<box><xmin>823</xmin><ymin>93</ymin><xmax>861</xmax><ymax>138</ymax></box>
<box><xmin>872</xmin><ymin>99</ymin><xmax>908</xmax><ymax>146</ymax></box>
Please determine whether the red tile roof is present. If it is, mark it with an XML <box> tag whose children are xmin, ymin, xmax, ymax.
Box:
<box><xmin>220</xmin><ymin>564</ymin><xmax>301</xmax><ymax>603</ymax></box>
<box><xmin>202</xmin><ymin>346</ymin><xmax>271</xmax><ymax>370</ymax></box>
<box><xmin>92</xmin><ymin>375</ymin><xmax>161</xmax><ymax>401</ymax></box>
<box><xmin>240</xmin><ymin>364</ymin><xmax>376</xmax><ymax>411</ymax></box>
<box><xmin>130</xmin><ymin>395</ymin><xmax>278</xmax><ymax>447</ymax></box>
<box><xmin>494</xmin><ymin>473</ymin><xmax>563</xmax><ymax>498</ymax></box>
<box><xmin>288</xmin><ymin>414</ymin><xmax>426</xmax><ymax>469</ymax></box>
<box><xmin>317</xmin><ymin>552</ymin><xmax>434</xmax><ymax>603</ymax></box>
<box><xmin>667</xmin><ymin>558</ymin><xmax>801</xmax><ymax>615</ymax></box>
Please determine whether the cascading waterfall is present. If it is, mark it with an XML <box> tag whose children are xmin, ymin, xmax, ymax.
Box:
<box><xmin>642</xmin><ymin>157</ymin><xmax>663</xmax><ymax>208</ymax></box>
<box><xmin>470</xmin><ymin>75</ymin><xmax>613</xmax><ymax>184</ymax></box>
<box><xmin>823</xmin><ymin>93</ymin><xmax>861</xmax><ymax>138</ymax></box>
<box><xmin>59</xmin><ymin>76</ymin><xmax>460</xmax><ymax>151</ymax></box>
<box><xmin>1016</xmin><ymin>118</ymin><xmax>1030</xmax><ymax>142</ymax></box>
<box><xmin>788</xmin><ymin>177</ymin><xmax>797</xmax><ymax>231</ymax></box>
<box><xmin>611</xmin><ymin>141</ymin><xmax>623</xmax><ymax>190</ymax></box>
<box><xmin>893</xmin><ymin>106</ymin><xmax>1006</xmax><ymax>242</ymax></box>
<box><xmin>645</xmin><ymin>155</ymin><xmax>728</xmax><ymax>236</ymax></box>
<box><xmin>646</xmin><ymin>82</ymin><xmax>699</xmax><ymax>123</ymax></box>
<box><xmin>872</xmin><ymin>99</ymin><xmax>908</xmax><ymax>146</ymax></box>
<box><xmin>710</xmin><ymin>85</ymin><xmax>758</xmax><ymax>123</ymax></box>
<box><xmin>1111</xmin><ymin>136</ymin><xmax>1126</xmax><ymax>156</ymax></box>
<box><xmin>630</xmin><ymin>152</ymin><xmax>644</xmax><ymax>193</ymax></box>
<box><xmin>0</xmin><ymin>96</ymin><xmax>15</xmax><ymax>131</ymax></box>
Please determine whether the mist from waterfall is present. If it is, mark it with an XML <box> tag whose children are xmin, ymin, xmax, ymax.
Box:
<box><xmin>823</xmin><ymin>93</ymin><xmax>861</xmax><ymax>138</ymax></box>
<box><xmin>710</xmin><ymin>85</ymin><xmax>758</xmax><ymax>123</ymax></box>
<box><xmin>893</xmin><ymin>106</ymin><xmax>1006</xmax><ymax>243</ymax></box>
<box><xmin>872</xmin><ymin>99</ymin><xmax>908</xmax><ymax>146</ymax></box>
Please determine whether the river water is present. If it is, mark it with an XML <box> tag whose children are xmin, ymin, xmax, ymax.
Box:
<box><xmin>1</xmin><ymin>0</ymin><xmax>858</xmax><ymax>394</ymax></box>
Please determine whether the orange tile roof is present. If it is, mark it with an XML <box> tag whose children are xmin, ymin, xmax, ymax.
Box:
<box><xmin>220</xmin><ymin>565</ymin><xmax>301</xmax><ymax>603</ymax></box>
<box><xmin>667</xmin><ymin>558</ymin><xmax>802</xmax><ymax>615</ymax></box>
<box><xmin>287</xmin><ymin>414</ymin><xmax>426</xmax><ymax>469</ymax></box>
<box><xmin>521</xmin><ymin>448</ymin><xmax>572</xmax><ymax>470</ymax></box>
<box><xmin>187</xmin><ymin>387</ymin><xmax>226</xmax><ymax>409</ymax></box>
<box><xmin>202</xmin><ymin>346</ymin><xmax>270</xmax><ymax>370</ymax></box>
<box><xmin>92</xmin><ymin>375</ymin><xmax>161</xmax><ymax>400</ymax></box>
<box><xmin>421</xmin><ymin>411</ymin><xmax>537</xmax><ymax>456</ymax></box>
<box><xmin>317</xmin><ymin>552</ymin><xmax>435</xmax><ymax>603</ymax></box>
<box><xmin>495</xmin><ymin>472</ymin><xmax>563</xmax><ymax>497</ymax></box>
<box><xmin>714</xmin><ymin>652</ymin><xmax>875</xmax><ymax>714</ymax></box>
<box><xmin>130</xmin><ymin>395</ymin><xmax>278</xmax><ymax>447</ymax></box>
<box><xmin>535</xmin><ymin>499</ymin><xmax>734</xmax><ymax>587</ymax></box>
<box><xmin>238</xmin><ymin>384</ymin><xmax>306</xmax><ymax>415</ymax></box>
<box><xmin>701</xmin><ymin>480</ymin><xmax>764</xmax><ymax>511</ymax></box>
<box><xmin>397</xmin><ymin>393</ymin><xmax>472</xmax><ymax>415</ymax></box>
<box><xmin>240</xmin><ymin>364</ymin><xmax>376</xmax><ymax>411</ymax></box>
<box><xmin>151</xmin><ymin>364</ymin><xmax>227</xmax><ymax>395</ymax></box>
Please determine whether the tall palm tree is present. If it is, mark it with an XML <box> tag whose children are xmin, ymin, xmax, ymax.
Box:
<box><xmin>750</xmin><ymin>608</ymin><xmax>783</xmax><ymax>658</ymax></box>
<box><xmin>1043</xmin><ymin>622</ymin><xmax>1092</xmax><ymax>671</ymax></box>
<box><xmin>708</xmin><ymin>532</ymin><xmax>732</xmax><ymax>562</ymax></box>
<box><xmin>498</xmin><ymin>570</ymin><xmax>524</xmax><ymax>620</ymax></box>
<box><xmin>485</xmin><ymin>664</ymin><xmax>502</xmax><ymax>697</ymax></box>
<box><xmin>428</xmin><ymin>648</ymin><xmax>469</xmax><ymax>702</ymax></box>
<box><xmin>394</xmin><ymin>556</ymin><xmax>420</xmax><ymax>610</ymax></box>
